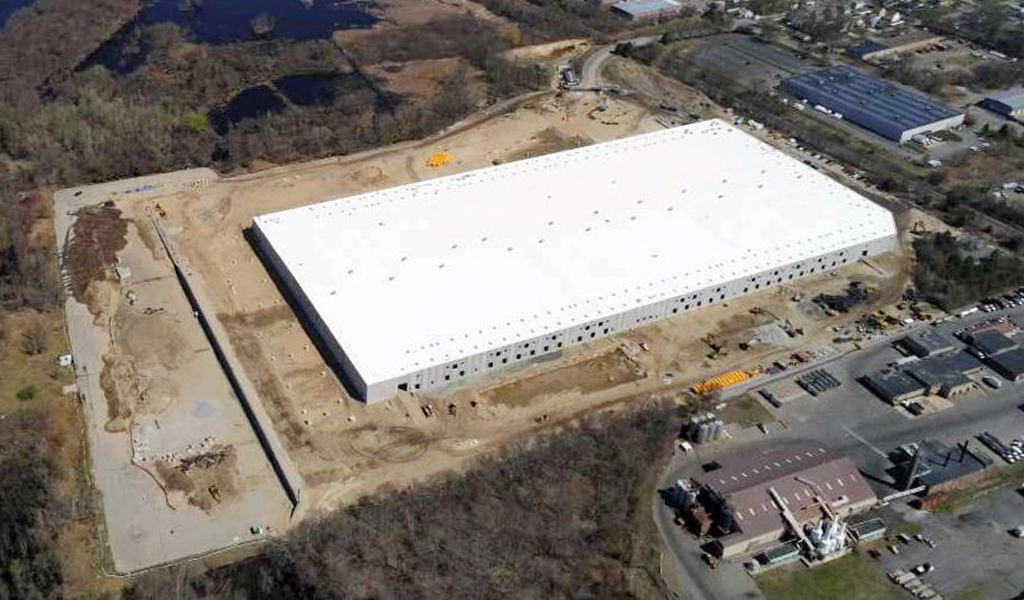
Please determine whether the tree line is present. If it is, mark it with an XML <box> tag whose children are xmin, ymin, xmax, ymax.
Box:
<box><xmin>0</xmin><ymin>412</ymin><xmax>63</xmax><ymax>600</ymax></box>
<box><xmin>883</xmin><ymin>57</ymin><xmax>1024</xmax><ymax>96</ymax></box>
<box><xmin>913</xmin><ymin>231</ymin><xmax>1024</xmax><ymax>309</ymax></box>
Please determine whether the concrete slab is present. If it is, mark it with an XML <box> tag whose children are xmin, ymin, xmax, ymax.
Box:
<box><xmin>54</xmin><ymin>173</ymin><xmax>293</xmax><ymax>573</ymax></box>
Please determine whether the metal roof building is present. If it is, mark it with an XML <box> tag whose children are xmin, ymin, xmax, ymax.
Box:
<box><xmin>782</xmin><ymin>66</ymin><xmax>964</xmax><ymax>142</ymax></box>
<box><xmin>970</xmin><ymin>331</ymin><xmax>1019</xmax><ymax>357</ymax></box>
<box><xmin>253</xmin><ymin>120</ymin><xmax>897</xmax><ymax>403</ymax></box>
<box><xmin>610</xmin><ymin>0</ymin><xmax>680</xmax><ymax>19</ymax></box>
<box><xmin>901</xmin><ymin>329</ymin><xmax>955</xmax><ymax>357</ymax></box>
<box><xmin>694</xmin><ymin>444</ymin><xmax>877</xmax><ymax>558</ymax></box>
<box><xmin>862</xmin><ymin>369</ymin><xmax>926</xmax><ymax>404</ymax></box>
<box><xmin>904</xmin><ymin>362</ymin><xmax>973</xmax><ymax>397</ymax></box>
<box><xmin>988</xmin><ymin>348</ymin><xmax>1024</xmax><ymax>382</ymax></box>
<box><xmin>845</xmin><ymin>40</ymin><xmax>888</xmax><ymax>60</ymax></box>
<box><xmin>980</xmin><ymin>89</ymin><xmax>1024</xmax><ymax>120</ymax></box>
<box><xmin>913</xmin><ymin>439</ymin><xmax>992</xmax><ymax>488</ymax></box>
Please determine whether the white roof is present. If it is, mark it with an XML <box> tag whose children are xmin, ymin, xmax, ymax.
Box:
<box><xmin>254</xmin><ymin>120</ymin><xmax>894</xmax><ymax>384</ymax></box>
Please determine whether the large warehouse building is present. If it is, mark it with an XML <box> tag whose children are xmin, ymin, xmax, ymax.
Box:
<box><xmin>253</xmin><ymin>120</ymin><xmax>897</xmax><ymax>403</ymax></box>
<box><xmin>782</xmin><ymin>66</ymin><xmax>964</xmax><ymax>142</ymax></box>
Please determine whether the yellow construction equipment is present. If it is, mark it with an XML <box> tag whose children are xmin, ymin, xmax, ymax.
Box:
<box><xmin>689</xmin><ymin>368</ymin><xmax>761</xmax><ymax>395</ymax></box>
<box><xmin>425</xmin><ymin>151</ymin><xmax>451</xmax><ymax>168</ymax></box>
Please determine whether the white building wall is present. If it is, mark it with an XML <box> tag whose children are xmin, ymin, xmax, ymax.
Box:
<box><xmin>900</xmin><ymin>113</ymin><xmax>966</xmax><ymax>143</ymax></box>
<box><xmin>363</xmin><ymin>233</ymin><xmax>896</xmax><ymax>402</ymax></box>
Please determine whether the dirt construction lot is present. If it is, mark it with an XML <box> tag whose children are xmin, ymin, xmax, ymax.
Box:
<box><xmin>57</xmin><ymin>77</ymin><xmax>913</xmax><ymax>569</ymax></box>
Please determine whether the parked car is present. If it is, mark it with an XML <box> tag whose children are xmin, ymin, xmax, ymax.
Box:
<box><xmin>911</xmin><ymin>562</ymin><xmax>934</xmax><ymax>575</ymax></box>
<box><xmin>702</xmin><ymin>553</ymin><xmax>719</xmax><ymax>569</ymax></box>
<box><xmin>983</xmin><ymin>375</ymin><xmax>1003</xmax><ymax>389</ymax></box>
<box><xmin>907</xmin><ymin>402</ymin><xmax>925</xmax><ymax>416</ymax></box>
<box><xmin>1011</xmin><ymin>527</ymin><xmax>1024</xmax><ymax>538</ymax></box>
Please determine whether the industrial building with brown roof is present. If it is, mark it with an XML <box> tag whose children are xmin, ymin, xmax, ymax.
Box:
<box><xmin>692</xmin><ymin>444</ymin><xmax>877</xmax><ymax>558</ymax></box>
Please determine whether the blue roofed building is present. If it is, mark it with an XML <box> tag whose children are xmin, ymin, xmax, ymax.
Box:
<box><xmin>845</xmin><ymin>40</ymin><xmax>888</xmax><ymax>60</ymax></box>
<box><xmin>781</xmin><ymin>66</ymin><xmax>964</xmax><ymax>142</ymax></box>
<box><xmin>980</xmin><ymin>89</ymin><xmax>1024</xmax><ymax>120</ymax></box>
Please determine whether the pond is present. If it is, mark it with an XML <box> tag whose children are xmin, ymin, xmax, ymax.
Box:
<box><xmin>273</xmin><ymin>72</ymin><xmax>366</xmax><ymax>107</ymax></box>
<box><xmin>209</xmin><ymin>85</ymin><xmax>287</xmax><ymax>134</ymax></box>
<box><xmin>139</xmin><ymin>0</ymin><xmax>377</xmax><ymax>44</ymax></box>
<box><xmin>0</xmin><ymin>0</ymin><xmax>37</xmax><ymax>28</ymax></box>
<box><xmin>81</xmin><ymin>0</ymin><xmax>377</xmax><ymax>74</ymax></box>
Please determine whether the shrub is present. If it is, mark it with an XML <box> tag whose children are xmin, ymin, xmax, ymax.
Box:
<box><xmin>16</xmin><ymin>385</ymin><xmax>37</xmax><ymax>401</ymax></box>
<box><xmin>20</xmin><ymin>319</ymin><xmax>48</xmax><ymax>356</ymax></box>
<box><xmin>181</xmin><ymin>112</ymin><xmax>211</xmax><ymax>134</ymax></box>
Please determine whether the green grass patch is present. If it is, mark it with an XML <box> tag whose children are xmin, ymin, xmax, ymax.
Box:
<box><xmin>931</xmin><ymin>489</ymin><xmax>980</xmax><ymax>514</ymax></box>
<box><xmin>756</xmin><ymin>552</ymin><xmax>902</xmax><ymax>600</ymax></box>
<box><xmin>719</xmin><ymin>393</ymin><xmax>775</xmax><ymax>428</ymax></box>
<box><xmin>0</xmin><ymin>311</ymin><xmax>69</xmax><ymax>413</ymax></box>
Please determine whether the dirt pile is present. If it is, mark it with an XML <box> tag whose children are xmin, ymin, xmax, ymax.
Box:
<box><xmin>481</xmin><ymin>347</ymin><xmax>644</xmax><ymax>407</ymax></box>
<box><xmin>63</xmin><ymin>203</ymin><xmax>128</xmax><ymax>302</ymax></box>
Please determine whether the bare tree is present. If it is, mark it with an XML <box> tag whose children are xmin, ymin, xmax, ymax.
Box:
<box><xmin>21</xmin><ymin>318</ymin><xmax>48</xmax><ymax>356</ymax></box>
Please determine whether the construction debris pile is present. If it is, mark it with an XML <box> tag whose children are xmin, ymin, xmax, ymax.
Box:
<box><xmin>180</xmin><ymin>444</ymin><xmax>232</xmax><ymax>473</ymax></box>
<box><xmin>815</xmin><ymin>282</ymin><xmax>870</xmax><ymax>314</ymax></box>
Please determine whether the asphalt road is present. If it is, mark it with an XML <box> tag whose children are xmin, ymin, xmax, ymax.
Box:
<box><xmin>654</xmin><ymin>457</ymin><xmax>765</xmax><ymax>600</ymax></box>
<box><xmin>578</xmin><ymin>36</ymin><xmax>655</xmax><ymax>89</ymax></box>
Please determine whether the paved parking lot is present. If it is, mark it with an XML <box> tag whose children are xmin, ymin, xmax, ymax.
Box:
<box><xmin>685</xmin><ymin>34</ymin><xmax>822</xmax><ymax>89</ymax></box>
<box><xmin>871</xmin><ymin>490</ymin><xmax>1024</xmax><ymax>598</ymax></box>
<box><xmin>720</xmin><ymin>306</ymin><xmax>1024</xmax><ymax>491</ymax></box>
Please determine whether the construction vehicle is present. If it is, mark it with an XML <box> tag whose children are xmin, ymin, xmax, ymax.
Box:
<box><xmin>702</xmin><ymin>333</ymin><xmax>728</xmax><ymax>359</ymax></box>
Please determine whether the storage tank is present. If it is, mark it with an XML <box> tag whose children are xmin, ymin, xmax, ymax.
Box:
<box><xmin>708</xmin><ymin>418</ymin><xmax>723</xmax><ymax>441</ymax></box>
<box><xmin>695</xmin><ymin>421</ymin><xmax>710</xmax><ymax>443</ymax></box>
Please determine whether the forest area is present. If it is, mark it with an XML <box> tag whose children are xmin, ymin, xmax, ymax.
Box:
<box><xmin>125</xmin><ymin>403</ymin><xmax>680</xmax><ymax>599</ymax></box>
<box><xmin>0</xmin><ymin>412</ymin><xmax>64</xmax><ymax>600</ymax></box>
<box><xmin>913</xmin><ymin>231</ymin><xmax>1024</xmax><ymax>309</ymax></box>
